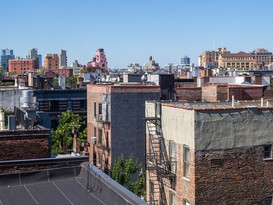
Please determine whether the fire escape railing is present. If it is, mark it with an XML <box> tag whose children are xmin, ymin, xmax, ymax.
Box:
<box><xmin>146</xmin><ymin>102</ymin><xmax>176</xmax><ymax>205</ymax></box>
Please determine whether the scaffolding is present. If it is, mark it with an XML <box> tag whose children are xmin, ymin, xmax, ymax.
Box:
<box><xmin>146</xmin><ymin>101</ymin><xmax>176</xmax><ymax>205</ymax></box>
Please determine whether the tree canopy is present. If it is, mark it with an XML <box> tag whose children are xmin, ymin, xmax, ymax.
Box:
<box><xmin>110</xmin><ymin>155</ymin><xmax>145</xmax><ymax>198</ymax></box>
<box><xmin>51</xmin><ymin>110</ymin><xmax>86</xmax><ymax>154</ymax></box>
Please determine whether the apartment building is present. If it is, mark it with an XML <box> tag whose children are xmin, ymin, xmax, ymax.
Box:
<box><xmin>0</xmin><ymin>48</ymin><xmax>15</xmax><ymax>71</ymax></box>
<box><xmin>87</xmin><ymin>83</ymin><xmax>160</xmax><ymax>173</ymax></box>
<box><xmin>9</xmin><ymin>59</ymin><xmax>39</xmax><ymax>74</ymax></box>
<box><xmin>88</xmin><ymin>48</ymin><xmax>108</xmax><ymax>70</ymax></box>
<box><xmin>198</xmin><ymin>48</ymin><xmax>229</xmax><ymax>68</ymax></box>
<box><xmin>218</xmin><ymin>51</ymin><xmax>256</xmax><ymax>69</ymax></box>
<box><xmin>44</xmin><ymin>54</ymin><xmax>59</xmax><ymax>70</ymax></box>
<box><xmin>60</xmin><ymin>49</ymin><xmax>67</xmax><ymax>68</ymax></box>
<box><xmin>251</xmin><ymin>48</ymin><xmax>272</xmax><ymax>69</ymax></box>
<box><xmin>146</xmin><ymin>100</ymin><xmax>273</xmax><ymax>205</ymax></box>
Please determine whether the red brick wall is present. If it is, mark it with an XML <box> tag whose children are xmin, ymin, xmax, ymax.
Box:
<box><xmin>263</xmin><ymin>89</ymin><xmax>273</xmax><ymax>100</ymax></box>
<box><xmin>228</xmin><ymin>86</ymin><xmax>264</xmax><ymax>101</ymax></box>
<box><xmin>0</xmin><ymin>129</ymin><xmax>49</xmax><ymax>161</ymax></box>
<box><xmin>175</xmin><ymin>87</ymin><xmax>202</xmax><ymax>101</ymax></box>
<box><xmin>175</xmin><ymin>82</ymin><xmax>196</xmax><ymax>88</ymax></box>
<box><xmin>195</xmin><ymin>146</ymin><xmax>273</xmax><ymax>205</ymax></box>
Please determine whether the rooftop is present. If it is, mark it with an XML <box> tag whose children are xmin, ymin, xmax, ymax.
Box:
<box><xmin>159</xmin><ymin>100</ymin><xmax>273</xmax><ymax>111</ymax></box>
<box><xmin>0</xmin><ymin>157</ymin><xmax>147</xmax><ymax>205</ymax></box>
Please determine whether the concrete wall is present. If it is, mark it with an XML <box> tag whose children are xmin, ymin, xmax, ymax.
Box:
<box><xmin>0</xmin><ymin>88</ymin><xmax>24</xmax><ymax>112</ymax></box>
<box><xmin>194</xmin><ymin>108</ymin><xmax>273</xmax><ymax>150</ymax></box>
<box><xmin>159</xmin><ymin>105</ymin><xmax>195</xmax><ymax>204</ymax></box>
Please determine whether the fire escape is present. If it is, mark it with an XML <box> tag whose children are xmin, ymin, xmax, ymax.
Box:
<box><xmin>146</xmin><ymin>102</ymin><xmax>176</xmax><ymax>205</ymax></box>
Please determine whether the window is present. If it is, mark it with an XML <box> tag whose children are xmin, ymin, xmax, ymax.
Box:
<box><xmin>94</xmin><ymin>127</ymin><xmax>96</xmax><ymax>138</ymax></box>
<box><xmin>211</xmin><ymin>159</ymin><xmax>223</xmax><ymax>168</ymax></box>
<box><xmin>264</xmin><ymin>197</ymin><xmax>272</xmax><ymax>205</ymax></box>
<box><xmin>98</xmin><ymin>129</ymin><xmax>102</xmax><ymax>145</ymax></box>
<box><xmin>98</xmin><ymin>153</ymin><xmax>102</xmax><ymax>168</ymax></box>
<box><xmin>169</xmin><ymin>141</ymin><xmax>176</xmax><ymax>173</ymax></box>
<box><xmin>264</xmin><ymin>145</ymin><xmax>272</xmax><ymax>158</ymax></box>
<box><xmin>94</xmin><ymin>102</ymin><xmax>97</xmax><ymax>117</ymax></box>
<box><xmin>106</xmin><ymin>131</ymin><xmax>109</xmax><ymax>147</ymax></box>
<box><xmin>169</xmin><ymin>192</ymin><xmax>175</xmax><ymax>205</ymax></box>
<box><xmin>98</xmin><ymin>103</ymin><xmax>102</xmax><ymax>115</ymax></box>
<box><xmin>183</xmin><ymin>145</ymin><xmax>190</xmax><ymax>178</ymax></box>
<box><xmin>183</xmin><ymin>199</ymin><xmax>190</xmax><ymax>205</ymax></box>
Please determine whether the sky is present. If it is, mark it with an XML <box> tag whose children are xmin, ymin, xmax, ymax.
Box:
<box><xmin>1</xmin><ymin>0</ymin><xmax>273</xmax><ymax>69</ymax></box>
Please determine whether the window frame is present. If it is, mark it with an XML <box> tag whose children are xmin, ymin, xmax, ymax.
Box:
<box><xmin>183</xmin><ymin>145</ymin><xmax>190</xmax><ymax>179</ymax></box>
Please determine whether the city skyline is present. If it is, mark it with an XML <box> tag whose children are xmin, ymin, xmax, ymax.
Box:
<box><xmin>1</xmin><ymin>0</ymin><xmax>273</xmax><ymax>68</ymax></box>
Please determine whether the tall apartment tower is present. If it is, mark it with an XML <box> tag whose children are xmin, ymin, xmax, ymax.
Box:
<box><xmin>89</xmin><ymin>48</ymin><xmax>108</xmax><ymax>70</ymax></box>
<box><xmin>27</xmin><ymin>48</ymin><xmax>38</xmax><ymax>60</ymax></box>
<box><xmin>181</xmin><ymin>56</ymin><xmax>190</xmax><ymax>65</ymax></box>
<box><xmin>87</xmin><ymin>83</ymin><xmax>160</xmax><ymax>173</ymax></box>
<box><xmin>44</xmin><ymin>54</ymin><xmax>59</xmax><ymax>70</ymax></box>
<box><xmin>60</xmin><ymin>49</ymin><xmax>67</xmax><ymax>68</ymax></box>
<box><xmin>1</xmin><ymin>49</ymin><xmax>15</xmax><ymax>71</ymax></box>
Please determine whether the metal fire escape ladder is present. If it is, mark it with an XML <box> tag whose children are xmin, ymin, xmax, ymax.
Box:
<box><xmin>146</xmin><ymin>102</ymin><xmax>176</xmax><ymax>205</ymax></box>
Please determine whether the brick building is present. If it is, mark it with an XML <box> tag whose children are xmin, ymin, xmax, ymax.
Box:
<box><xmin>87</xmin><ymin>83</ymin><xmax>160</xmax><ymax>173</ymax></box>
<box><xmin>47</xmin><ymin>68</ymin><xmax>73</xmax><ymax>78</ymax></box>
<box><xmin>44</xmin><ymin>54</ymin><xmax>59</xmax><ymax>70</ymax></box>
<box><xmin>0</xmin><ymin>126</ymin><xmax>50</xmax><ymax>161</ymax></box>
<box><xmin>9</xmin><ymin>59</ymin><xmax>39</xmax><ymax>74</ymax></box>
<box><xmin>146</xmin><ymin>100</ymin><xmax>273</xmax><ymax>205</ymax></box>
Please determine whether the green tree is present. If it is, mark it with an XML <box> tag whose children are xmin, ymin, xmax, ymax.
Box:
<box><xmin>51</xmin><ymin>110</ymin><xmax>86</xmax><ymax>154</ymax></box>
<box><xmin>53</xmin><ymin>78</ymin><xmax>59</xmax><ymax>88</ymax></box>
<box><xmin>0</xmin><ymin>67</ymin><xmax>5</xmax><ymax>81</ymax></box>
<box><xmin>66</xmin><ymin>76</ymin><xmax>78</xmax><ymax>88</ymax></box>
<box><xmin>110</xmin><ymin>155</ymin><xmax>145</xmax><ymax>198</ymax></box>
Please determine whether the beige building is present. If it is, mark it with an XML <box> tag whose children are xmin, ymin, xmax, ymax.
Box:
<box><xmin>44</xmin><ymin>54</ymin><xmax>59</xmax><ymax>70</ymax></box>
<box><xmin>218</xmin><ymin>51</ymin><xmax>256</xmax><ymax>69</ymax></box>
<box><xmin>198</xmin><ymin>47</ymin><xmax>229</xmax><ymax>68</ymax></box>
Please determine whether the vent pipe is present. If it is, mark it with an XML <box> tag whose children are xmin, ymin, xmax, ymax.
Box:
<box><xmin>261</xmin><ymin>98</ymin><xmax>264</xmax><ymax>107</ymax></box>
<box><xmin>232</xmin><ymin>95</ymin><xmax>235</xmax><ymax>107</ymax></box>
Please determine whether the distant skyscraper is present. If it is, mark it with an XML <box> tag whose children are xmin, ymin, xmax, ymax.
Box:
<box><xmin>0</xmin><ymin>49</ymin><xmax>15</xmax><ymax>71</ymax></box>
<box><xmin>38</xmin><ymin>54</ymin><xmax>42</xmax><ymax>67</ymax></box>
<box><xmin>60</xmin><ymin>49</ymin><xmax>67</xmax><ymax>68</ymax></box>
<box><xmin>27</xmin><ymin>48</ymin><xmax>38</xmax><ymax>60</ymax></box>
<box><xmin>181</xmin><ymin>56</ymin><xmax>190</xmax><ymax>65</ymax></box>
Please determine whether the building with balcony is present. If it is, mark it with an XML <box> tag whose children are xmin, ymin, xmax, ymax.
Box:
<box><xmin>44</xmin><ymin>54</ymin><xmax>59</xmax><ymax>70</ymax></box>
<box><xmin>87</xmin><ymin>83</ymin><xmax>160</xmax><ymax>173</ymax></box>
<box><xmin>146</xmin><ymin>100</ymin><xmax>273</xmax><ymax>205</ymax></box>
<box><xmin>9</xmin><ymin>58</ymin><xmax>39</xmax><ymax>74</ymax></box>
<box><xmin>198</xmin><ymin>48</ymin><xmax>229</xmax><ymax>68</ymax></box>
<box><xmin>87</xmin><ymin>48</ymin><xmax>108</xmax><ymax>71</ymax></box>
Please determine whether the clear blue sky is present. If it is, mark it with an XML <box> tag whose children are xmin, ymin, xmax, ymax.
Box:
<box><xmin>1</xmin><ymin>0</ymin><xmax>273</xmax><ymax>68</ymax></box>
